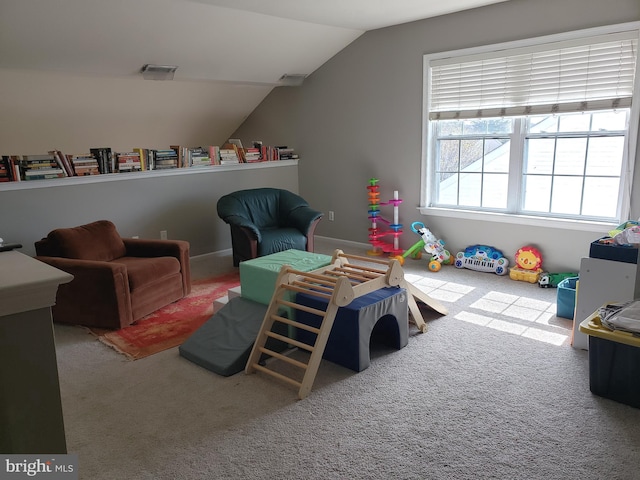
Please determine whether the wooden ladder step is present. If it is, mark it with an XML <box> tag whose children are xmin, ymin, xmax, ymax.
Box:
<box><xmin>277</xmin><ymin>298</ymin><xmax>327</xmax><ymax>317</ymax></box>
<box><xmin>265</xmin><ymin>329</ymin><xmax>315</xmax><ymax>352</ymax></box>
<box><xmin>251</xmin><ymin>363</ymin><xmax>302</xmax><ymax>389</ymax></box>
<box><xmin>281</xmin><ymin>283</ymin><xmax>332</xmax><ymax>301</ymax></box>
<box><xmin>270</xmin><ymin>313</ymin><xmax>321</xmax><ymax>335</ymax></box>
<box><xmin>291</xmin><ymin>280</ymin><xmax>334</xmax><ymax>294</ymax></box>
<box><xmin>257</xmin><ymin>346</ymin><xmax>309</xmax><ymax>370</ymax></box>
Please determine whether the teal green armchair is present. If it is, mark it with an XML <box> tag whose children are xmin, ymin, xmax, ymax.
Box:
<box><xmin>217</xmin><ymin>188</ymin><xmax>323</xmax><ymax>266</ymax></box>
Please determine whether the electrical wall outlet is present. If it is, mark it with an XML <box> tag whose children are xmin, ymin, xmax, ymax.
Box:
<box><xmin>160</xmin><ymin>230</ymin><xmax>167</xmax><ymax>240</ymax></box>
<box><xmin>328</xmin><ymin>211</ymin><xmax>335</xmax><ymax>221</ymax></box>
<box><xmin>132</xmin><ymin>235</ymin><xmax>139</xmax><ymax>239</ymax></box>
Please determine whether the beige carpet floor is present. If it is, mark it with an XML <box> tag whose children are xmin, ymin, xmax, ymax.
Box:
<box><xmin>52</xmin><ymin>239</ymin><xmax>640</xmax><ymax>479</ymax></box>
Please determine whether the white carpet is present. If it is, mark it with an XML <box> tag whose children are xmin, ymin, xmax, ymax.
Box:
<box><xmin>53</xmin><ymin>243</ymin><xmax>640</xmax><ymax>479</ymax></box>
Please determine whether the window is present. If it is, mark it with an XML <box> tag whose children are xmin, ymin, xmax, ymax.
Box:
<box><xmin>422</xmin><ymin>23</ymin><xmax>640</xmax><ymax>227</ymax></box>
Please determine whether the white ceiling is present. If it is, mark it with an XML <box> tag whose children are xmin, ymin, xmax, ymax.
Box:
<box><xmin>0</xmin><ymin>0</ymin><xmax>511</xmax><ymax>85</ymax></box>
<box><xmin>190</xmin><ymin>0</ymin><xmax>511</xmax><ymax>31</ymax></box>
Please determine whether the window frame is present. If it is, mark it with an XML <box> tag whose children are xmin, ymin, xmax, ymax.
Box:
<box><xmin>420</xmin><ymin>22</ymin><xmax>640</xmax><ymax>232</ymax></box>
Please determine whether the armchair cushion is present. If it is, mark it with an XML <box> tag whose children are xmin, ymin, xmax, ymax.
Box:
<box><xmin>123</xmin><ymin>238</ymin><xmax>191</xmax><ymax>295</ymax></box>
<box><xmin>259</xmin><ymin>227</ymin><xmax>307</xmax><ymax>256</ymax></box>
<box><xmin>45</xmin><ymin>219</ymin><xmax>126</xmax><ymax>261</ymax></box>
<box><xmin>114</xmin><ymin>256</ymin><xmax>181</xmax><ymax>290</ymax></box>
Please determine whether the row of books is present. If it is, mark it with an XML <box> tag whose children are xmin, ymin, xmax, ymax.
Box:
<box><xmin>0</xmin><ymin>143</ymin><xmax>297</xmax><ymax>182</ymax></box>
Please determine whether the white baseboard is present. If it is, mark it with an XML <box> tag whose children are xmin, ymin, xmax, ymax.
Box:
<box><xmin>314</xmin><ymin>235</ymin><xmax>369</xmax><ymax>251</ymax></box>
<box><xmin>189</xmin><ymin>237</ymin><xmax>369</xmax><ymax>272</ymax></box>
<box><xmin>189</xmin><ymin>248</ymin><xmax>232</xmax><ymax>270</ymax></box>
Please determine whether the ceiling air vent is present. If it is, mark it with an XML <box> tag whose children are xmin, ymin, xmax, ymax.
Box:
<box><xmin>141</xmin><ymin>64</ymin><xmax>178</xmax><ymax>80</ymax></box>
<box><xmin>279</xmin><ymin>74</ymin><xmax>306</xmax><ymax>86</ymax></box>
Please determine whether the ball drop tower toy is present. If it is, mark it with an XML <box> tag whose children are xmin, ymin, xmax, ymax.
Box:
<box><xmin>367</xmin><ymin>178</ymin><xmax>403</xmax><ymax>257</ymax></box>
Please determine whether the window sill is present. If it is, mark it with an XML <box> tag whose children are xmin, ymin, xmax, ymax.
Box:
<box><xmin>1</xmin><ymin>160</ymin><xmax>297</xmax><ymax>191</ymax></box>
<box><xmin>418</xmin><ymin>206</ymin><xmax>618</xmax><ymax>233</ymax></box>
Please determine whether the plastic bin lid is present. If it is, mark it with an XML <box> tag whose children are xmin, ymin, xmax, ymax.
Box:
<box><xmin>579</xmin><ymin>311</ymin><xmax>640</xmax><ymax>348</ymax></box>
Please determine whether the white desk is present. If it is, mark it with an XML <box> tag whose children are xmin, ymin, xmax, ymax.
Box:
<box><xmin>0</xmin><ymin>251</ymin><xmax>73</xmax><ymax>453</ymax></box>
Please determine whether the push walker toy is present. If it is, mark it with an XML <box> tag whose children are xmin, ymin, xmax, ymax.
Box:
<box><xmin>394</xmin><ymin>221</ymin><xmax>451</xmax><ymax>272</ymax></box>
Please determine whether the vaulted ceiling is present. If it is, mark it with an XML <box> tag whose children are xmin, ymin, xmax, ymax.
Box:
<box><xmin>0</xmin><ymin>0</ymin><xmax>511</xmax><ymax>84</ymax></box>
<box><xmin>0</xmin><ymin>0</ymin><xmax>511</xmax><ymax>145</ymax></box>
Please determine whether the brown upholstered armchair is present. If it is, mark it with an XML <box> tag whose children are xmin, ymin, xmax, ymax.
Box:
<box><xmin>34</xmin><ymin>220</ymin><xmax>191</xmax><ymax>329</ymax></box>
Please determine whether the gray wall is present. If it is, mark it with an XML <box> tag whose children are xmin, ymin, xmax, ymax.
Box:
<box><xmin>233</xmin><ymin>0</ymin><xmax>640</xmax><ymax>272</ymax></box>
<box><xmin>1</xmin><ymin>165</ymin><xmax>298</xmax><ymax>257</ymax></box>
<box><xmin>0</xmin><ymin>67</ymin><xmax>298</xmax><ymax>257</ymax></box>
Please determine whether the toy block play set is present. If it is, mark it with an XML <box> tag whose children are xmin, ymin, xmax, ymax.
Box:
<box><xmin>181</xmin><ymin>248</ymin><xmax>449</xmax><ymax>399</ymax></box>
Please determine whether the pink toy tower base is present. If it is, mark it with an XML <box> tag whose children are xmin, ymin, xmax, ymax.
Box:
<box><xmin>367</xmin><ymin>178</ymin><xmax>403</xmax><ymax>257</ymax></box>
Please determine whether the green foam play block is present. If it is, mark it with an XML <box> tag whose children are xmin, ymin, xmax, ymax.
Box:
<box><xmin>240</xmin><ymin>249</ymin><xmax>332</xmax><ymax>306</ymax></box>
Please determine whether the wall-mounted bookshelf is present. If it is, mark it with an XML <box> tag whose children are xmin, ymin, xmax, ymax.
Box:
<box><xmin>0</xmin><ymin>160</ymin><xmax>298</xmax><ymax>191</ymax></box>
<box><xmin>1</xmin><ymin>142</ymin><xmax>299</xmax><ymax>190</ymax></box>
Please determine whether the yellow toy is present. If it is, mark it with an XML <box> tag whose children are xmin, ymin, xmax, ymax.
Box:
<box><xmin>509</xmin><ymin>246</ymin><xmax>543</xmax><ymax>283</ymax></box>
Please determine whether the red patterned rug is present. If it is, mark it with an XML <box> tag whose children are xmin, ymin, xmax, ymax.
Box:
<box><xmin>94</xmin><ymin>272</ymin><xmax>240</xmax><ymax>360</ymax></box>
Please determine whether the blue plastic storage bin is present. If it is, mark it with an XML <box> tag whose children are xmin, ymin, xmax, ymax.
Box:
<box><xmin>590</xmin><ymin>237</ymin><xmax>638</xmax><ymax>264</ymax></box>
<box><xmin>579</xmin><ymin>312</ymin><xmax>640</xmax><ymax>409</ymax></box>
<box><xmin>557</xmin><ymin>276</ymin><xmax>578</xmax><ymax>319</ymax></box>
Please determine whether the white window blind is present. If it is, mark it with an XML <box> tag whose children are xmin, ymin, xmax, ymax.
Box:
<box><xmin>429</xmin><ymin>31</ymin><xmax>638</xmax><ymax>120</ymax></box>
